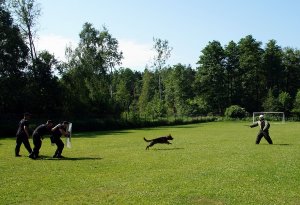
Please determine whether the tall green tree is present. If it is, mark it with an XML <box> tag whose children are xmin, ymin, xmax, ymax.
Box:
<box><xmin>238</xmin><ymin>35</ymin><xmax>264</xmax><ymax>112</ymax></box>
<box><xmin>10</xmin><ymin>0</ymin><xmax>40</xmax><ymax>62</ymax></box>
<box><xmin>64</xmin><ymin>22</ymin><xmax>123</xmax><ymax>115</ymax></box>
<box><xmin>25</xmin><ymin>51</ymin><xmax>62</xmax><ymax>114</ymax></box>
<box><xmin>282</xmin><ymin>47</ymin><xmax>300</xmax><ymax>97</ymax></box>
<box><xmin>152</xmin><ymin>38</ymin><xmax>172</xmax><ymax>101</ymax></box>
<box><xmin>195</xmin><ymin>40</ymin><xmax>226</xmax><ymax>114</ymax></box>
<box><xmin>138</xmin><ymin>69</ymin><xmax>156</xmax><ymax>115</ymax></box>
<box><xmin>278</xmin><ymin>91</ymin><xmax>292</xmax><ymax>114</ymax></box>
<box><xmin>0</xmin><ymin>3</ymin><xmax>28</xmax><ymax>113</ymax></box>
<box><xmin>262</xmin><ymin>89</ymin><xmax>279</xmax><ymax>111</ymax></box>
<box><xmin>292</xmin><ymin>89</ymin><xmax>300</xmax><ymax>118</ymax></box>
<box><xmin>113</xmin><ymin>68</ymin><xmax>137</xmax><ymax>113</ymax></box>
<box><xmin>262</xmin><ymin>40</ymin><xmax>284</xmax><ymax>93</ymax></box>
<box><xmin>224</xmin><ymin>41</ymin><xmax>241</xmax><ymax>105</ymax></box>
<box><xmin>164</xmin><ymin>64</ymin><xmax>195</xmax><ymax>115</ymax></box>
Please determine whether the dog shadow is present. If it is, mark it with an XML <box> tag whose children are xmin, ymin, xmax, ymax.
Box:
<box><xmin>151</xmin><ymin>147</ymin><xmax>184</xmax><ymax>151</ymax></box>
<box><xmin>37</xmin><ymin>156</ymin><xmax>103</xmax><ymax>161</ymax></box>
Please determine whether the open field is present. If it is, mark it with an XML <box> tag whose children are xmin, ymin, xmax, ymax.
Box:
<box><xmin>0</xmin><ymin>121</ymin><xmax>300</xmax><ymax>205</ymax></box>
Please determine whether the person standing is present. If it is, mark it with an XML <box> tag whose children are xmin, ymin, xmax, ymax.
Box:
<box><xmin>29</xmin><ymin>120</ymin><xmax>54</xmax><ymax>159</ymax></box>
<box><xmin>50</xmin><ymin>121</ymin><xmax>70</xmax><ymax>158</ymax></box>
<box><xmin>15</xmin><ymin>112</ymin><xmax>33</xmax><ymax>157</ymax></box>
<box><xmin>250</xmin><ymin>114</ymin><xmax>273</xmax><ymax>144</ymax></box>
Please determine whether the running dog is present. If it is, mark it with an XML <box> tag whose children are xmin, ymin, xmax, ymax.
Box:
<box><xmin>143</xmin><ymin>134</ymin><xmax>173</xmax><ymax>150</ymax></box>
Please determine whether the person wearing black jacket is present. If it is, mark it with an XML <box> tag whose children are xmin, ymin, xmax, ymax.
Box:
<box><xmin>29</xmin><ymin>120</ymin><xmax>54</xmax><ymax>159</ymax></box>
<box><xmin>15</xmin><ymin>112</ymin><xmax>32</xmax><ymax>157</ymax></box>
<box><xmin>250</xmin><ymin>114</ymin><xmax>273</xmax><ymax>144</ymax></box>
<box><xmin>50</xmin><ymin>121</ymin><xmax>70</xmax><ymax>158</ymax></box>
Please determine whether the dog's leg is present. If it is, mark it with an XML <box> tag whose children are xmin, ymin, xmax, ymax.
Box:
<box><xmin>146</xmin><ymin>142</ymin><xmax>155</xmax><ymax>149</ymax></box>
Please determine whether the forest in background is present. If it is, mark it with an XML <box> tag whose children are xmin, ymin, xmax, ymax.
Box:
<box><xmin>2</xmin><ymin>0</ymin><xmax>300</xmax><ymax>135</ymax></box>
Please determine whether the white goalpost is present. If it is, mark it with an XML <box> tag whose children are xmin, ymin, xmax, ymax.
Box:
<box><xmin>252</xmin><ymin>112</ymin><xmax>285</xmax><ymax>123</ymax></box>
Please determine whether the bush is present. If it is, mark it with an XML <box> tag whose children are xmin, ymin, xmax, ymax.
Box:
<box><xmin>224</xmin><ymin>105</ymin><xmax>248</xmax><ymax>119</ymax></box>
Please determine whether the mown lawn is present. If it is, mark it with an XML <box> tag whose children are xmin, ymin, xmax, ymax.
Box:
<box><xmin>0</xmin><ymin>121</ymin><xmax>299</xmax><ymax>205</ymax></box>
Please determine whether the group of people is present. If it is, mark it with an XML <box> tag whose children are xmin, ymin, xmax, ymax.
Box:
<box><xmin>14</xmin><ymin>112</ymin><xmax>273</xmax><ymax>159</ymax></box>
<box><xmin>15</xmin><ymin>112</ymin><xmax>71</xmax><ymax>159</ymax></box>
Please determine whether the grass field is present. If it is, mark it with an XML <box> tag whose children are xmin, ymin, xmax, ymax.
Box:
<box><xmin>0</xmin><ymin>121</ymin><xmax>300</xmax><ymax>205</ymax></box>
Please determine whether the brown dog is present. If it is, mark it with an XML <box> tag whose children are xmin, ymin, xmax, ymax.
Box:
<box><xmin>144</xmin><ymin>134</ymin><xmax>173</xmax><ymax>150</ymax></box>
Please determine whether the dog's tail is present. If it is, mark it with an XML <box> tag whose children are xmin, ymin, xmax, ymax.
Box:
<box><xmin>144</xmin><ymin>137</ymin><xmax>152</xmax><ymax>142</ymax></box>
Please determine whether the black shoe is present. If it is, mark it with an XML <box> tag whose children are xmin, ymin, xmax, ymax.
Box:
<box><xmin>56</xmin><ymin>155</ymin><xmax>65</xmax><ymax>159</ymax></box>
<box><xmin>15</xmin><ymin>154</ymin><xmax>21</xmax><ymax>157</ymax></box>
<box><xmin>29</xmin><ymin>154</ymin><xmax>37</xmax><ymax>159</ymax></box>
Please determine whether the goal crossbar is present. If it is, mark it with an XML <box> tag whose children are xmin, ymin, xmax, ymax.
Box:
<box><xmin>252</xmin><ymin>112</ymin><xmax>285</xmax><ymax>123</ymax></box>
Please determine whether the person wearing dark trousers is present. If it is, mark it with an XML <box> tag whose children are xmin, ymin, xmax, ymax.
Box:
<box><xmin>15</xmin><ymin>112</ymin><xmax>33</xmax><ymax>157</ymax></box>
<box><xmin>250</xmin><ymin>114</ymin><xmax>273</xmax><ymax>144</ymax></box>
<box><xmin>29</xmin><ymin>120</ymin><xmax>54</xmax><ymax>159</ymax></box>
<box><xmin>50</xmin><ymin>121</ymin><xmax>70</xmax><ymax>158</ymax></box>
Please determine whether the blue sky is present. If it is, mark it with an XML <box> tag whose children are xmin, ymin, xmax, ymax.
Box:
<box><xmin>36</xmin><ymin>0</ymin><xmax>300</xmax><ymax>71</ymax></box>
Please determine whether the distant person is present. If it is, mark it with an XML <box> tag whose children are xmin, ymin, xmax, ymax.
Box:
<box><xmin>50</xmin><ymin>121</ymin><xmax>70</xmax><ymax>158</ymax></box>
<box><xmin>250</xmin><ymin>114</ymin><xmax>273</xmax><ymax>144</ymax></box>
<box><xmin>29</xmin><ymin>120</ymin><xmax>54</xmax><ymax>159</ymax></box>
<box><xmin>15</xmin><ymin>112</ymin><xmax>33</xmax><ymax>157</ymax></box>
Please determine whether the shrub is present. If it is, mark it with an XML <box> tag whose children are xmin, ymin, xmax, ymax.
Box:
<box><xmin>224</xmin><ymin>105</ymin><xmax>248</xmax><ymax>119</ymax></box>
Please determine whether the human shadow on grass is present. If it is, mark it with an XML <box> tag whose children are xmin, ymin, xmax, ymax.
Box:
<box><xmin>273</xmin><ymin>143</ymin><xmax>290</xmax><ymax>146</ymax></box>
<box><xmin>37</xmin><ymin>156</ymin><xmax>103</xmax><ymax>161</ymax></box>
<box><xmin>260</xmin><ymin>143</ymin><xmax>290</xmax><ymax>146</ymax></box>
<box><xmin>151</xmin><ymin>147</ymin><xmax>184</xmax><ymax>151</ymax></box>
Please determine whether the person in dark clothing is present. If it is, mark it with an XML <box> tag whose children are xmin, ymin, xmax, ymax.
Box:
<box><xmin>250</xmin><ymin>114</ymin><xmax>273</xmax><ymax>144</ymax></box>
<box><xmin>29</xmin><ymin>120</ymin><xmax>54</xmax><ymax>159</ymax></box>
<box><xmin>50</xmin><ymin>121</ymin><xmax>70</xmax><ymax>158</ymax></box>
<box><xmin>15</xmin><ymin>112</ymin><xmax>33</xmax><ymax>157</ymax></box>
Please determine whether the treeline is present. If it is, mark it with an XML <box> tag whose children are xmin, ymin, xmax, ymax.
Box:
<box><xmin>2</xmin><ymin>0</ymin><xmax>300</xmax><ymax>127</ymax></box>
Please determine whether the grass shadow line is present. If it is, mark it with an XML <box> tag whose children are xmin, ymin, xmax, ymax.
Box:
<box><xmin>259</xmin><ymin>143</ymin><xmax>291</xmax><ymax>146</ymax></box>
<box><xmin>273</xmin><ymin>143</ymin><xmax>291</xmax><ymax>146</ymax></box>
<box><xmin>37</xmin><ymin>156</ymin><xmax>103</xmax><ymax>161</ymax></box>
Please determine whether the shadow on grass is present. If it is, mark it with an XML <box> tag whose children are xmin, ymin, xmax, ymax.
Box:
<box><xmin>259</xmin><ymin>143</ymin><xmax>291</xmax><ymax>146</ymax></box>
<box><xmin>273</xmin><ymin>143</ymin><xmax>290</xmax><ymax>146</ymax></box>
<box><xmin>151</xmin><ymin>147</ymin><xmax>184</xmax><ymax>151</ymax></box>
<box><xmin>37</xmin><ymin>156</ymin><xmax>103</xmax><ymax>161</ymax></box>
<box><xmin>142</xmin><ymin>124</ymin><xmax>203</xmax><ymax>131</ymax></box>
<box><xmin>73</xmin><ymin>130</ymin><xmax>133</xmax><ymax>138</ymax></box>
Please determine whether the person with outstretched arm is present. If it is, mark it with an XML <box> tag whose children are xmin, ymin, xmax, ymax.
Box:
<box><xmin>250</xmin><ymin>114</ymin><xmax>273</xmax><ymax>144</ymax></box>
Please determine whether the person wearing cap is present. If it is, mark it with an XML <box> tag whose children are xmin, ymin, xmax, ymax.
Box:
<box><xmin>250</xmin><ymin>114</ymin><xmax>273</xmax><ymax>144</ymax></box>
<box><xmin>15</xmin><ymin>112</ymin><xmax>33</xmax><ymax>157</ymax></box>
<box><xmin>29</xmin><ymin>120</ymin><xmax>54</xmax><ymax>159</ymax></box>
<box><xmin>50</xmin><ymin>121</ymin><xmax>70</xmax><ymax>158</ymax></box>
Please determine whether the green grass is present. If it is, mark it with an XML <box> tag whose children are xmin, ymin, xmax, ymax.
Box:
<box><xmin>1</xmin><ymin>121</ymin><xmax>300</xmax><ymax>205</ymax></box>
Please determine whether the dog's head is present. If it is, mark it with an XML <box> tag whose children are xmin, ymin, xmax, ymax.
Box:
<box><xmin>167</xmin><ymin>134</ymin><xmax>173</xmax><ymax>140</ymax></box>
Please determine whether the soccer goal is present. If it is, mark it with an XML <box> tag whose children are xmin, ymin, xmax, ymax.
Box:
<box><xmin>252</xmin><ymin>112</ymin><xmax>285</xmax><ymax>123</ymax></box>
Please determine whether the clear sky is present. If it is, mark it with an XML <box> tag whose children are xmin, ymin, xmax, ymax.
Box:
<box><xmin>35</xmin><ymin>0</ymin><xmax>300</xmax><ymax>71</ymax></box>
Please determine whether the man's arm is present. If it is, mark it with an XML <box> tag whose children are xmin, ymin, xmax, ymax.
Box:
<box><xmin>250</xmin><ymin>122</ymin><xmax>258</xmax><ymax>128</ymax></box>
<box><xmin>51</xmin><ymin>124</ymin><xmax>60</xmax><ymax>132</ymax></box>
<box><xmin>59</xmin><ymin>128</ymin><xmax>70</xmax><ymax>137</ymax></box>
<box><xmin>24</xmin><ymin>125</ymin><xmax>30</xmax><ymax>138</ymax></box>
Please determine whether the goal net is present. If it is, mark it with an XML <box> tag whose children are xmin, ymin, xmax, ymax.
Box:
<box><xmin>252</xmin><ymin>112</ymin><xmax>285</xmax><ymax>123</ymax></box>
